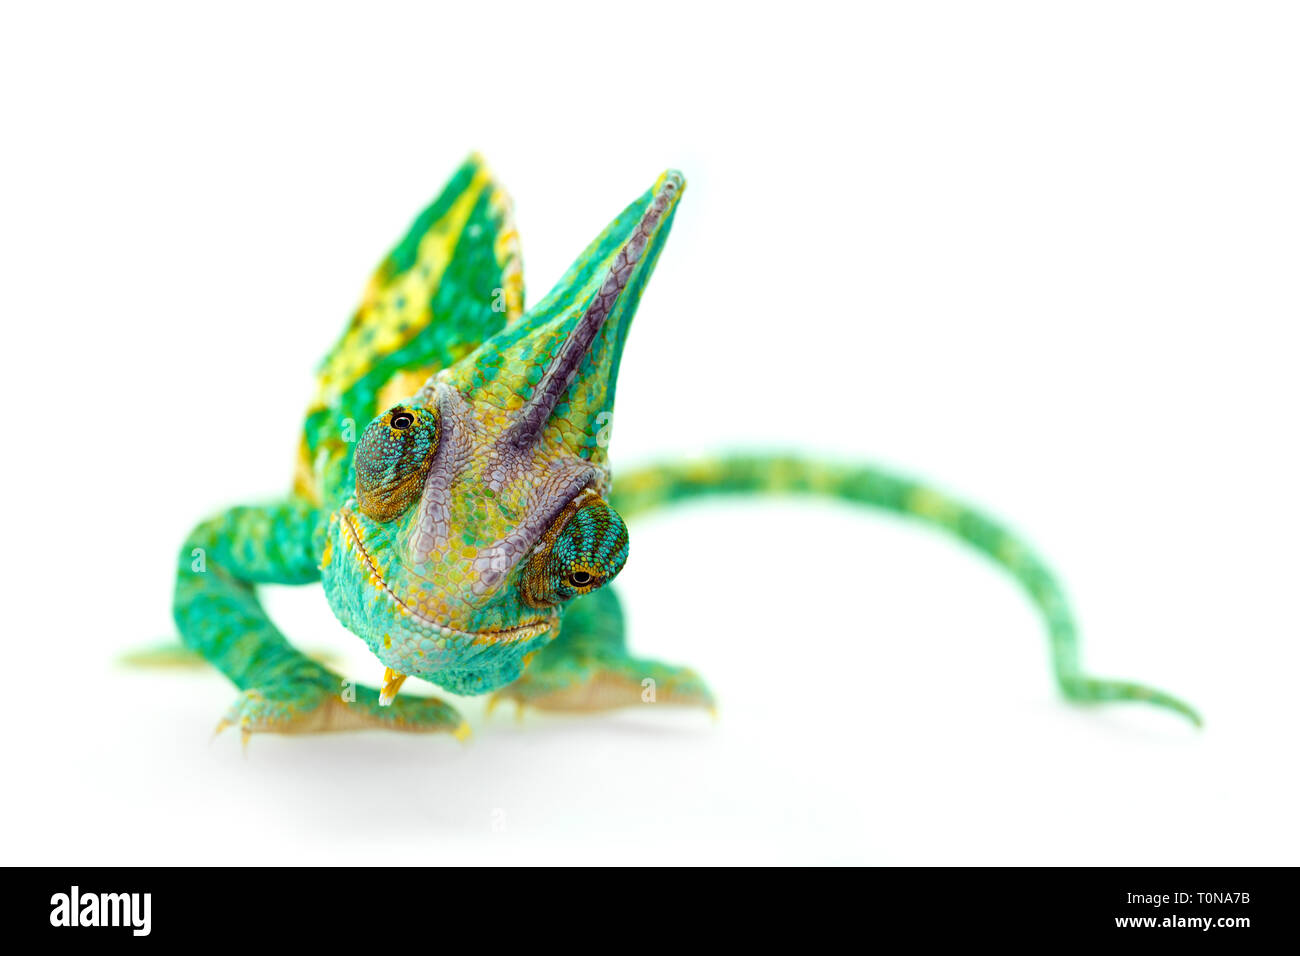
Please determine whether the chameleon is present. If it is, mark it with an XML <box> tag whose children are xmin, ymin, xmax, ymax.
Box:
<box><xmin>169</xmin><ymin>154</ymin><xmax>1200</xmax><ymax>743</ymax></box>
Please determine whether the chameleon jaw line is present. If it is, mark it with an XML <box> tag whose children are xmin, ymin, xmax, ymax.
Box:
<box><xmin>339</xmin><ymin>508</ymin><xmax>558</xmax><ymax>644</ymax></box>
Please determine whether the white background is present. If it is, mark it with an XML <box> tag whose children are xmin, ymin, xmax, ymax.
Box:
<box><xmin>2</xmin><ymin>2</ymin><xmax>1296</xmax><ymax>865</ymax></box>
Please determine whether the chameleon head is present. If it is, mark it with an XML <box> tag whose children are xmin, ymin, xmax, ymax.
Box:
<box><xmin>320</xmin><ymin>171</ymin><xmax>684</xmax><ymax>696</ymax></box>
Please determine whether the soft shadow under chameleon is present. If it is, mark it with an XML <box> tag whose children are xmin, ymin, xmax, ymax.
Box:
<box><xmin>150</xmin><ymin>155</ymin><xmax>1200</xmax><ymax>743</ymax></box>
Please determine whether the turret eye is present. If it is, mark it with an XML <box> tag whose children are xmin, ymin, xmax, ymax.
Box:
<box><xmin>354</xmin><ymin>405</ymin><xmax>439</xmax><ymax>522</ymax></box>
<box><xmin>519</xmin><ymin>493</ymin><xmax>629</xmax><ymax>608</ymax></box>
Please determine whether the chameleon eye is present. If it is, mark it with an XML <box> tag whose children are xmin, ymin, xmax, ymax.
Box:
<box><xmin>354</xmin><ymin>405</ymin><xmax>439</xmax><ymax>522</ymax></box>
<box><xmin>520</xmin><ymin>490</ymin><xmax>628</xmax><ymax>608</ymax></box>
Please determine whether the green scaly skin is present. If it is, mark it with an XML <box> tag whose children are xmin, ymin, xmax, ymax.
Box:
<box><xmin>167</xmin><ymin>155</ymin><xmax>1200</xmax><ymax>742</ymax></box>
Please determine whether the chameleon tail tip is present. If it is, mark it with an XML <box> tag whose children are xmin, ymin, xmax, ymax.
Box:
<box><xmin>1139</xmin><ymin>690</ymin><xmax>1204</xmax><ymax>729</ymax></box>
<box><xmin>1062</xmin><ymin>675</ymin><xmax>1203</xmax><ymax>729</ymax></box>
<box><xmin>1177</xmin><ymin>703</ymin><xmax>1205</xmax><ymax>730</ymax></box>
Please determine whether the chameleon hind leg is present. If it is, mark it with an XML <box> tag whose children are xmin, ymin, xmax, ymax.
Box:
<box><xmin>174</xmin><ymin>501</ymin><xmax>464</xmax><ymax>741</ymax></box>
<box><xmin>490</xmin><ymin>588</ymin><xmax>714</xmax><ymax>715</ymax></box>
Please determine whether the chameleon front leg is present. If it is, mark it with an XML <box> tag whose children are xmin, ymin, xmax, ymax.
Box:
<box><xmin>490</xmin><ymin>588</ymin><xmax>714</xmax><ymax>716</ymax></box>
<box><xmin>174</xmin><ymin>500</ymin><xmax>464</xmax><ymax>740</ymax></box>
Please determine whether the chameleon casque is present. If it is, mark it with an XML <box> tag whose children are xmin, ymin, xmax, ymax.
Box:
<box><xmin>171</xmin><ymin>155</ymin><xmax>1200</xmax><ymax>742</ymax></box>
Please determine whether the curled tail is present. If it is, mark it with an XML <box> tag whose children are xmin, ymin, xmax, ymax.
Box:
<box><xmin>609</xmin><ymin>455</ymin><xmax>1201</xmax><ymax>727</ymax></box>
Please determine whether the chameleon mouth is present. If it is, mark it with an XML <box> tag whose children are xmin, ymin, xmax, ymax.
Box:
<box><xmin>338</xmin><ymin>509</ymin><xmax>556</xmax><ymax>645</ymax></box>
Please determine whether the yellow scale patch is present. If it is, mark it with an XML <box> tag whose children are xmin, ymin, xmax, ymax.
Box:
<box><xmin>311</xmin><ymin>168</ymin><xmax>494</xmax><ymax>413</ymax></box>
<box><xmin>293</xmin><ymin>434</ymin><xmax>322</xmax><ymax>505</ymax></box>
<box><xmin>488</xmin><ymin>180</ymin><xmax>525</xmax><ymax>325</ymax></box>
<box><xmin>906</xmin><ymin>487</ymin><xmax>961</xmax><ymax>524</ymax></box>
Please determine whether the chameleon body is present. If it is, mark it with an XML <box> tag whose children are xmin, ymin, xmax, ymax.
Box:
<box><xmin>170</xmin><ymin>155</ymin><xmax>1200</xmax><ymax>741</ymax></box>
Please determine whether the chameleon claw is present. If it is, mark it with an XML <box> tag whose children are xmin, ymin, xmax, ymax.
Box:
<box><xmin>378</xmin><ymin>668</ymin><xmax>407</xmax><ymax>707</ymax></box>
<box><xmin>484</xmin><ymin>694</ymin><xmax>524</xmax><ymax>721</ymax></box>
<box><xmin>453</xmin><ymin>721</ymin><xmax>472</xmax><ymax>743</ymax></box>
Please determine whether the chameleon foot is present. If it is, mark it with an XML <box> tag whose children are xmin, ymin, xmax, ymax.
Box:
<box><xmin>490</xmin><ymin>655</ymin><xmax>714</xmax><ymax>715</ymax></box>
<box><xmin>213</xmin><ymin>680</ymin><xmax>467</xmax><ymax>742</ymax></box>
